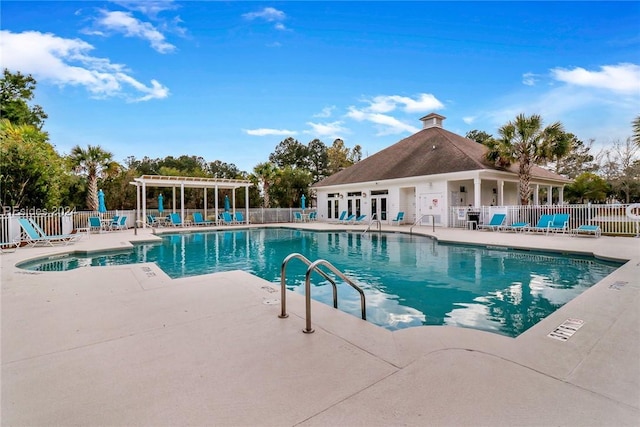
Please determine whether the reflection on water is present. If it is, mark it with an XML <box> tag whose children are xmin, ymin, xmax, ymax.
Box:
<box><xmin>20</xmin><ymin>229</ymin><xmax>622</xmax><ymax>337</ymax></box>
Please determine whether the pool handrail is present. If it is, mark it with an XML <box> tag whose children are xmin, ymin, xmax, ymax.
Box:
<box><xmin>279</xmin><ymin>253</ymin><xmax>339</xmax><ymax>319</ymax></box>
<box><xmin>279</xmin><ymin>253</ymin><xmax>367</xmax><ymax>334</ymax></box>
<box><xmin>410</xmin><ymin>214</ymin><xmax>436</xmax><ymax>233</ymax></box>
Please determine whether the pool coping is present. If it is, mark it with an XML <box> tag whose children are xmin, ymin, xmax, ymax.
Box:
<box><xmin>2</xmin><ymin>224</ymin><xmax>638</xmax><ymax>425</ymax></box>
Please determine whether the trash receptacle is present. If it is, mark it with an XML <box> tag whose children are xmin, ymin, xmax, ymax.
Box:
<box><xmin>466</xmin><ymin>212</ymin><xmax>480</xmax><ymax>230</ymax></box>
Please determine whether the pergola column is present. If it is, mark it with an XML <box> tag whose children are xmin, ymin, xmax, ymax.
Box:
<box><xmin>473</xmin><ymin>178</ymin><xmax>481</xmax><ymax>207</ymax></box>
<box><xmin>180</xmin><ymin>182</ymin><xmax>185</xmax><ymax>221</ymax></box>
<box><xmin>142</xmin><ymin>181</ymin><xmax>147</xmax><ymax>227</ymax></box>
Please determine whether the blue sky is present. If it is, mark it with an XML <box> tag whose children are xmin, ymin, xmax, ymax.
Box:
<box><xmin>2</xmin><ymin>1</ymin><xmax>639</xmax><ymax>173</ymax></box>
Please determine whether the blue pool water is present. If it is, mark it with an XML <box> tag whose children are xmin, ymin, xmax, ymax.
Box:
<box><xmin>19</xmin><ymin>228</ymin><xmax>622</xmax><ymax>337</ymax></box>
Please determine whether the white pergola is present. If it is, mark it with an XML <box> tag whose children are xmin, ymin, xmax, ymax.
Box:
<box><xmin>130</xmin><ymin>175</ymin><xmax>252</xmax><ymax>227</ymax></box>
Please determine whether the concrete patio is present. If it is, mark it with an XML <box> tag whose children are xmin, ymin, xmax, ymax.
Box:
<box><xmin>2</xmin><ymin>224</ymin><xmax>639</xmax><ymax>426</ymax></box>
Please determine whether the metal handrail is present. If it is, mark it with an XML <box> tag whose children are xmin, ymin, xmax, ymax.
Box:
<box><xmin>362</xmin><ymin>218</ymin><xmax>381</xmax><ymax>236</ymax></box>
<box><xmin>303</xmin><ymin>259</ymin><xmax>366</xmax><ymax>333</ymax></box>
<box><xmin>410</xmin><ymin>214</ymin><xmax>436</xmax><ymax>234</ymax></box>
<box><xmin>279</xmin><ymin>253</ymin><xmax>338</xmax><ymax>319</ymax></box>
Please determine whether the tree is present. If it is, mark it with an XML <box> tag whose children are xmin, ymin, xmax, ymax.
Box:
<box><xmin>0</xmin><ymin>119</ymin><xmax>64</xmax><ymax>209</ymax></box>
<box><xmin>551</xmin><ymin>135</ymin><xmax>597</xmax><ymax>179</ymax></box>
<box><xmin>327</xmin><ymin>138</ymin><xmax>361</xmax><ymax>175</ymax></box>
<box><xmin>597</xmin><ymin>138</ymin><xmax>640</xmax><ymax>203</ymax></box>
<box><xmin>465</xmin><ymin>130</ymin><xmax>495</xmax><ymax>145</ymax></box>
<box><xmin>0</xmin><ymin>69</ymin><xmax>48</xmax><ymax>129</ymax></box>
<box><xmin>307</xmin><ymin>138</ymin><xmax>329</xmax><ymax>183</ymax></box>
<box><xmin>253</xmin><ymin>162</ymin><xmax>277</xmax><ymax>208</ymax></box>
<box><xmin>485</xmin><ymin>114</ymin><xmax>570</xmax><ymax>205</ymax></box>
<box><xmin>269</xmin><ymin>137</ymin><xmax>309</xmax><ymax>169</ymax></box>
<box><xmin>68</xmin><ymin>145</ymin><xmax>118</xmax><ymax>210</ymax></box>
<box><xmin>564</xmin><ymin>172</ymin><xmax>610</xmax><ymax>203</ymax></box>
<box><xmin>270</xmin><ymin>166</ymin><xmax>313</xmax><ymax>208</ymax></box>
<box><xmin>208</xmin><ymin>160</ymin><xmax>241</xmax><ymax>179</ymax></box>
<box><xmin>633</xmin><ymin>115</ymin><xmax>640</xmax><ymax>148</ymax></box>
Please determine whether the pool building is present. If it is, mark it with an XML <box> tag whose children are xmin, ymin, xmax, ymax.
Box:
<box><xmin>313</xmin><ymin>113</ymin><xmax>571</xmax><ymax>225</ymax></box>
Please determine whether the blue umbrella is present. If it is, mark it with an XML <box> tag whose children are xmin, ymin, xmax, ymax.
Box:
<box><xmin>224</xmin><ymin>195</ymin><xmax>230</xmax><ymax>212</ymax></box>
<box><xmin>98</xmin><ymin>189</ymin><xmax>107</xmax><ymax>213</ymax></box>
<box><xmin>157</xmin><ymin>193</ymin><xmax>164</xmax><ymax>213</ymax></box>
<box><xmin>301</xmin><ymin>194</ymin><xmax>306</xmax><ymax>211</ymax></box>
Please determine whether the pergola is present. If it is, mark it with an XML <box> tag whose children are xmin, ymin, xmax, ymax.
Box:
<box><xmin>131</xmin><ymin>175</ymin><xmax>252</xmax><ymax>227</ymax></box>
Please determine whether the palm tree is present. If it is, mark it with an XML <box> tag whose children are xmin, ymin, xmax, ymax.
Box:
<box><xmin>632</xmin><ymin>115</ymin><xmax>640</xmax><ymax>148</ymax></box>
<box><xmin>253</xmin><ymin>162</ymin><xmax>277</xmax><ymax>208</ymax></box>
<box><xmin>68</xmin><ymin>145</ymin><xmax>117</xmax><ymax>210</ymax></box>
<box><xmin>485</xmin><ymin>114</ymin><xmax>569</xmax><ymax>205</ymax></box>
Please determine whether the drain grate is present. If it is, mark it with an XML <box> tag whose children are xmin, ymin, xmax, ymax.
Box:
<box><xmin>548</xmin><ymin>318</ymin><xmax>584</xmax><ymax>341</ymax></box>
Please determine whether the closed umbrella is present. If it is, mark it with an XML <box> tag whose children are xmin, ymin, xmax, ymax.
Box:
<box><xmin>224</xmin><ymin>195</ymin><xmax>230</xmax><ymax>212</ymax></box>
<box><xmin>301</xmin><ymin>194</ymin><xmax>306</xmax><ymax>211</ymax></box>
<box><xmin>158</xmin><ymin>193</ymin><xmax>164</xmax><ymax>214</ymax></box>
<box><xmin>98</xmin><ymin>189</ymin><xmax>107</xmax><ymax>214</ymax></box>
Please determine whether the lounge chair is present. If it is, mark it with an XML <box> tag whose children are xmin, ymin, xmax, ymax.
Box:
<box><xmin>193</xmin><ymin>212</ymin><xmax>215</xmax><ymax>226</ymax></box>
<box><xmin>168</xmin><ymin>213</ymin><xmax>189</xmax><ymax>227</ymax></box>
<box><xmin>340</xmin><ymin>214</ymin><xmax>355</xmax><ymax>224</ymax></box>
<box><xmin>499</xmin><ymin>221</ymin><xmax>529</xmax><ymax>232</ymax></box>
<box><xmin>478</xmin><ymin>213</ymin><xmax>506</xmax><ymax>231</ymax></box>
<box><xmin>88</xmin><ymin>216</ymin><xmax>105</xmax><ymax>233</ymax></box>
<box><xmin>0</xmin><ymin>239</ymin><xmax>20</xmax><ymax>253</ymax></box>
<box><xmin>333</xmin><ymin>211</ymin><xmax>347</xmax><ymax>223</ymax></box>
<box><xmin>220</xmin><ymin>212</ymin><xmax>234</xmax><ymax>225</ymax></box>
<box><xmin>526</xmin><ymin>214</ymin><xmax>555</xmax><ymax>234</ymax></box>
<box><xmin>548</xmin><ymin>213</ymin><xmax>570</xmax><ymax>234</ymax></box>
<box><xmin>18</xmin><ymin>218</ymin><xmax>79</xmax><ymax>247</ymax></box>
<box><xmin>391</xmin><ymin>212</ymin><xmax>405</xmax><ymax>226</ymax></box>
<box><xmin>351</xmin><ymin>214</ymin><xmax>367</xmax><ymax>224</ymax></box>
<box><xmin>571</xmin><ymin>225</ymin><xmax>601</xmax><ymax>238</ymax></box>
<box><xmin>234</xmin><ymin>212</ymin><xmax>247</xmax><ymax>224</ymax></box>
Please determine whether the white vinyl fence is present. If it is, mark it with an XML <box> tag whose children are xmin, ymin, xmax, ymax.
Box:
<box><xmin>449</xmin><ymin>204</ymin><xmax>640</xmax><ymax>236</ymax></box>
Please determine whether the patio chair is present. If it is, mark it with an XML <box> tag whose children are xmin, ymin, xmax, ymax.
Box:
<box><xmin>339</xmin><ymin>214</ymin><xmax>355</xmax><ymax>224</ymax></box>
<box><xmin>88</xmin><ymin>216</ymin><xmax>105</xmax><ymax>233</ymax></box>
<box><xmin>499</xmin><ymin>222</ymin><xmax>529</xmax><ymax>233</ymax></box>
<box><xmin>478</xmin><ymin>213</ymin><xmax>506</xmax><ymax>231</ymax></box>
<box><xmin>351</xmin><ymin>214</ymin><xmax>367</xmax><ymax>224</ymax></box>
<box><xmin>549</xmin><ymin>213</ymin><xmax>570</xmax><ymax>234</ymax></box>
<box><xmin>18</xmin><ymin>218</ymin><xmax>78</xmax><ymax>247</ymax></box>
<box><xmin>234</xmin><ymin>212</ymin><xmax>247</xmax><ymax>224</ymax></box>
<box><xmin>333</xmin><ymin>211</ymin><xmax>347</xmax><ymax>223</ymax></box>
<box><xmin>113</xmin><ymin>216</ymin><xmax>127</xmax><ymax>231</ymax></box>
<box><xmin>0</xmin><ymin>239</ymin><xmax>20</xmax><ymax>253</ymax></box>
<box><xmin>220</xmin><ymin>212</ymin><xmax>234</xmax><ymax>225</ymax></box>
<box><xmin>391</xmin><ymin>212</ymin><xmax>405</xmax><ymax>226</ymax></box>
<box><xmin>293</xmin><ymin>212</ymin><xmax>303</xmax><ymax>223</ymax></box>
<box><xmin>526</xmin><ymin>214</ymin><xmax>555</xmax><ymax>234</ymax></box>
<box><xmin>193</xmin><ymin>212</ymin><xmax>215</xmax><ymax>226</ymax></box>
<box><xmin>571</xmin><ymin>224</ymin><xmax>601</xmax><ymax>238</ymax></box>
<box><xmin>168</xmin><ymin>213</ymin><xmax>185</xmax><ymax>226</ymax></box>
<box><xmin>308</xmin><ymin>211</ymin><xmax>317</xmax><ymax>221</ymax></box>
<box><xmin>146</xmin><ymin>214</ymin><xmax>160</xmax><ymax>227</ymax></box>
<box><xmin>107</xmin><ymin>215</ymin><xmax>120</xmax><ymax>231</ymax></box>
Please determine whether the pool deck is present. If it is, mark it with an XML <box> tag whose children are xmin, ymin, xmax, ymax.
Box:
<box><xmin>2</xmin><ymin>224</ymin><xmax>639</xmax><ymax>426</ymax></box>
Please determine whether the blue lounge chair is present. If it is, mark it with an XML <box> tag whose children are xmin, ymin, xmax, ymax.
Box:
<box><xmin>193</xmin><ymin>212</ymin><xmax>215</xmax><ymax>226</ymax></box>
<box><xmin>571</xmin><ymin>225</ymin><xmax>601</xmax><ymax>238</ymax></box>
<box><xmin>549</xmin><ymin>213</ymin><xmax>570</xmax><ymax>234</ymax></box>
<box><xmin>478</xmin><ymin>213</ymin><xmax>506</xmax><ymax>231</ymax></box>
<box><xmin>220</xmin><ymin>212</ymin><xmax>234</xmax><ymax>225</ymax></box>
<box><xmin>18</xmin><ymin>218</ymin><xmax>78</xmax><ymax>246</ymax></box>
<box><xmin>499</xmin><ymin>221</ymin><xmax>529</xmax><ymax>232</ymax></box>
<box><xmin>351</xmin><ymin>214</ymin><xmax>367</xmax><ymax>224</ymax></box>
<box><xmin>333</xmin><ymin>211</ymin><xmax>347</xmax><ymax>223</ymax></box>
<box><xmin>234</xmin><ymin>212</ymin><xmax>246</xmax><ymax>224</ymax></box>
<box><xmin>169</xmin><ymin>213</ymin><xmax>191</xmax><ymax>227</ymax></box>
<box><xmin>526</xmin><ymin>214</ymin><xmax>555</xmax><ymax>234</ymax></box>
<box><xmin>391</xmin><ymin>212</ymin><xmax>405</xmax><ymax>226</ymax></box>
<box><xmin>340</xmin><ymin>214</ymin><xmax>355</xmax><ymax>224</ymax></box>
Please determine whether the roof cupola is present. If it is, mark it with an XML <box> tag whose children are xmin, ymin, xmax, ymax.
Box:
<box><xmin>419</xmin><ymin>113</ymin><xmax>446</xmax><ymax>129</ymax></box>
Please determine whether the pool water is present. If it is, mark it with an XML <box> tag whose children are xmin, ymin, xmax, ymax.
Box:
<box><xmin>19</xmin><ymin>228</ymin><xmax>622</xmax><ymax>337</ymax></box>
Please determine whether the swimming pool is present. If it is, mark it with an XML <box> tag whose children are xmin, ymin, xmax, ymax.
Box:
<box><xmin>19</xmin><ymin>228</ymin><xmax>622</xmax><ymax>337</ymax></box>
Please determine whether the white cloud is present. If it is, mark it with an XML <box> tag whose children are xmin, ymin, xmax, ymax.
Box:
<box><xmin>463</xmin><ymin>116</ymin><xmax>476</xmax><ymax>125</ymax></box>
<box><xmin>345</xmin><ymin>93</ymin><xmax>441</xmax><ymax>135</ymax></box>
<box><xmin>242</xmin><ymin>7</ymin><xmax>286</xmax><ymax>22</ymax></box>
<box><xmin>551</xmin><ymin>63</ymin><xmax>640</xmax><ymax>94</ymax></box>
<box><xmin>522</xmin><ymin>72</ymin><xmax>538</xmax><ymax>86</ymax></box>
<box><xmin>244</xmin><ymin>128</ymin><xmax>297</xmax><ymax>136</ymax></box>
<box><xmin>113</xmin><ymin>0</ymin><xmax>180</xmax><ymax>18</ymax></box>
<box><xmin>304</xmin><ymin>121</ymin><xmax>348</xmax><ymax>138</ymax></box>
<box><xmin>313</xmin><ymin>106</ymin><xmax>335</xmax><ymax>118</ymax></box>
<box><xmin>93</xmin><ymin>10</ymin><xmax>176</xmax><ymax>54</ymax></box>
<box><xmin>0</xmin><ymin>30</ymin><xmax>169</xmax><ymax>102</ymax></box>
<box><xmin>242</xmin><ymin>7</ymin><xmax>288</xmax><ymax>31</ymax></box>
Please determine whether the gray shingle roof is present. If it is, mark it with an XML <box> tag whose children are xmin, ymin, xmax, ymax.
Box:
<box><xmin>314</xmin><ymin>126</ymin><xmax>570</xmax><ymax>187</ymax></box>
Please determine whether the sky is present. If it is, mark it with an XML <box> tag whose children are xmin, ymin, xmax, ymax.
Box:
<box><xmin>2</xmin><ymin>1</ymin><xmax>639</xmax><ymax>173</ymax></box>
